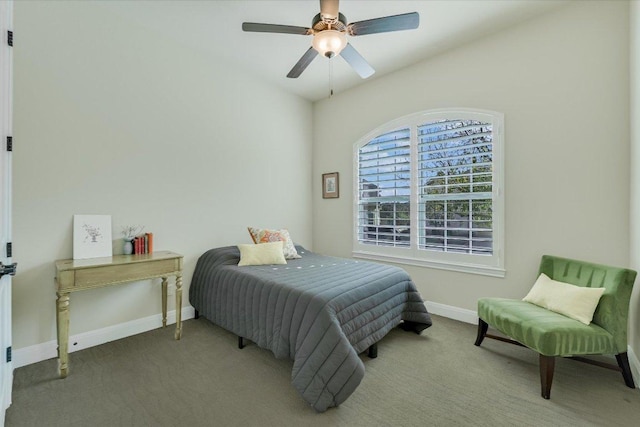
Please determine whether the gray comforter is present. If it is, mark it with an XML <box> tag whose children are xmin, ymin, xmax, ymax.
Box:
<box><xmin>188</xmin><ymin>246</ymin><xmax>432</xmax><ymax>412</ymax></box>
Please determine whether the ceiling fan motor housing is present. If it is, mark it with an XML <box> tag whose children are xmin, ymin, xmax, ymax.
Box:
<box><xmin>312</xmin><ymin>13</ymin><xmax>348</xmax><ymax>32</ymax></box>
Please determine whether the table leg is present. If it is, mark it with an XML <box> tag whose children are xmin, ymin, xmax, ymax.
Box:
<box><xmin>56</xmin><ymin>291</ymin><xmax>70</xmax><ymax>378</ymax></box>
<box><xmin>175</xmin><ymin>274</ymin><xmax>182</xmax><ymax>340</ymax></box>
<box><xmin>161</xmin><ymin>277</ymin><xmax>168</xmax><ymax>327</ymax></box>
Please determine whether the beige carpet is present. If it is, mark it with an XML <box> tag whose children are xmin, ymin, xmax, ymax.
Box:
<box><xmin>6</xmin><ymin>315</ymin><xmax>640</xmax><ymax>426</ymax></box>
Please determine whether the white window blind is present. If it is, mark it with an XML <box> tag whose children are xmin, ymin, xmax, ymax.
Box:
<box><xmin>353</xmin><ymin>109</ymin><xmax>504</xmax><ymax>277</ymax></box>
<box><xmin>357</xmin><ymin>128</ymin><xmax>411</xmax><ymax>247</ymax></box>
<box><xmin>418</xmin><ymin>119</ymin><xmax>493</xmax><ymax>255</ymax></box>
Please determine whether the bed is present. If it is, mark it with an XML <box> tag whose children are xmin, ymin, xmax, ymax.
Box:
<box><xmin>188</xmin><ymin>245</ymin><xmax>432</xmax><ymax>412</ymax></box>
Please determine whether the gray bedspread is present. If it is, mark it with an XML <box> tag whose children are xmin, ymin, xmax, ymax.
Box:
<box><xmin>188</xmin><ymin>246</ymin><xmax>432</xmax><ymax>412</ymax></box>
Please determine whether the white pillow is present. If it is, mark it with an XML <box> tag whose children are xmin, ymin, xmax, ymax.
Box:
<box><xmin>237</xmin><ymin>241</ymin><xmax>287</xmax><ymax>266</ymax></box>
<box><xmin>523</xmin><ymin>273</ymin><xmax>605</xmax><ymax>325</ymax></box>
<box><xmin>247</xmin><ymin>227</ymin><xmax>301</xmax><ymax>259</ymax></box>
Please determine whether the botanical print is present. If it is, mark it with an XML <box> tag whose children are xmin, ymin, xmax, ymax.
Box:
<box><xmin>322</xmin><ymin>172</ymin><xmax>339</xmax><ymax>198</ymax></box>
<box><xmin>326</xmin><ymin>177</ymin><xmax>336</xmax><ymax>193</ymax></box>
<box><xmin>83</xmin><ymin>224</ymin><xmax>103</xmax><ymax>243</ymax></box>
<box><xmin>73</xmin><ymin>215</ymin><xmax>112</xmax><ymax>259</ymax></box>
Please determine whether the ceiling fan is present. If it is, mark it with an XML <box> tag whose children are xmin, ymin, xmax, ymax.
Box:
<box><xmin>242</xmin><ymin>0</ymin><xmax>419</xmax><ymax>79</ymax></box>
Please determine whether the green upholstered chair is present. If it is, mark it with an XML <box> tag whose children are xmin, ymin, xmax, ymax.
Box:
<box><xmin>474</xmin><ymin>255</ymin><xmax>637</xmax><ymax>399</ymax></box>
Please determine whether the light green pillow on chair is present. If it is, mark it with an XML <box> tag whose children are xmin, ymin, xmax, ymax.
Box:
<box><xmin>523</xmin><ymin>273</ymin><xmax>605</xmax><ymax>325</ymax></box>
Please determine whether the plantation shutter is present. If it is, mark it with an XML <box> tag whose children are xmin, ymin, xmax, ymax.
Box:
<box><xmin>357</xmin><ymin>128</ymin><xmax>411</xmax><ymax>247</ymax></box>
<box><xmin>417</xmin><ymin>119</ymin><xmax>493</xmax><ymax>254</ymax></box>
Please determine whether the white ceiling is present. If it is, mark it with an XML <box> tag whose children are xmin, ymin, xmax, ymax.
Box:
<box><xmin>99</xmin><ymin>0</ymin><xmax>567</xmax><ymax>102</ymax></box>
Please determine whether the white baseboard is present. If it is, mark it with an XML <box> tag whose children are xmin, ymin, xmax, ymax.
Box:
<box><xmin>14</xmin><ymin>302</ymin><xmax>475</xmax><ymax>368</ymax></box>
<box><xmin>13</xmin><ymin>307</ymin><xmax>195</xmax><ymax>369</ymax></box>
<box><xmin>424</xmin><ymin>300</ymin><xmax>477</xmax><ymax>324</ymax></box>
<box><xmin>12</xmin><ymin>301</ymin><xmax>640</xmax><ymax>391</ymax></box>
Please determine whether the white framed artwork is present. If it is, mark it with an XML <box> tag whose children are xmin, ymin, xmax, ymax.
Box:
<box><xmin>73</xmin><ymin>214</ymin><xmax>113</xmax><ymax>259</ymax></box>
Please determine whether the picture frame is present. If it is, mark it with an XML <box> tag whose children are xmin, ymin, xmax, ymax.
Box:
<box><xmin>73</xmin><ymin>214</ymin><xmax>113</xmax><ymax>259</ymax></box>
<box><xmin>322</xmin><ymin>172</ymin><xmax>339</xmax><ymax>199</ymax></box>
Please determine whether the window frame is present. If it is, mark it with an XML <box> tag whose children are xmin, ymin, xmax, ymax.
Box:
<box><xmin>352</xmin><ymin>108</ymin><xmax>505</xmax><ymax>278</ymax></box>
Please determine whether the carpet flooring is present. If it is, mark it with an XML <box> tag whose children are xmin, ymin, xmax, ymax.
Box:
<box><xmin>5</xmin><ymin>315</ymin><xmax>640</xmax><ymax>426</ymax></box>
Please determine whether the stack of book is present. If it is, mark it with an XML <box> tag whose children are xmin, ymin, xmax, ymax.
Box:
<box><xmin>133</xmin><ymin>232</ymin><xmax>153</xmax><ymax>254</ymax></box>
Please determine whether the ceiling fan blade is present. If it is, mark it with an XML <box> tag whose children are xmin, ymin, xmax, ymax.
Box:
<box><xmin>320</xmin><ymin>0</ymin><xmax>339</xmax><ymax>20</ymax></box>
<box><xmin>340</xmin><ymin>43</ymin><xmax>374</xmax><ymax>79</ymax></box>
<box><xmin>242</xmin><ymin>22</ymin><xmax>311</xmax><ymax>35</ymax></box>
<box><xmin>287</xmin><ymin>47</ymin><xmax>319</xmax><ymax>78</ymax></box>
<box><xmin>348</xmin><ymin>12</ymin><xmax>419</xmax><ymax>36</ymax></box>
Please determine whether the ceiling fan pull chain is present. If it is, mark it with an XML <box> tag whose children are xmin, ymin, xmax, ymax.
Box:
<box><xmin>329</xmin><ymin>58</ymin><xmax>334</xmax><ymax>98</ymax></box>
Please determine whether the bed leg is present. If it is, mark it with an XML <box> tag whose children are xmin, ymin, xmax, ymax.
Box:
<box><xmin>367</xmin><ymin>343</ymin><xmax>378</xmax><ymax>359</ymax></box>
<box><xmin>238</xmin><ymin>336</ymin><xmax>245</xmax><ymax>349</ymax></box>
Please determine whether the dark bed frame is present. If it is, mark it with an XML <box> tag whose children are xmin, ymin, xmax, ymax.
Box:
<box><xmin>195</xmin><ymin>309</ymin><xmax>379</xmax><ymax>358</ymax></box>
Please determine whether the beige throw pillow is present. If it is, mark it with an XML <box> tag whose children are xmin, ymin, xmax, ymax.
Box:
<box><xmin>237</xmin><ymin>241</ymin><xmax>287</xmax><ymax>266</ymax></box>
<box><xmin>523</xmin><ymin>273</ymin><xmax>605</xmax><ymax>325</ymax></box>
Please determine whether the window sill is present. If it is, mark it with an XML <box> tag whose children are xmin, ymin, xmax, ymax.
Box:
<box><xmin>352</xmin><ymin>250</ymin><xmax>506</xmax><ymax>278</ymax></box>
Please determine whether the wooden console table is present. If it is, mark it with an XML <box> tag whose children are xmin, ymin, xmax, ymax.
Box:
<box><xmin>54</xmin><ymin>251</ymin><xmax>183</xmax><ymax>378</ymax></box>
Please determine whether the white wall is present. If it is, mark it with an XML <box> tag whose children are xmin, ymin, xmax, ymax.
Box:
<box><xmin>12</xmin><ymin>2</ymin><xmax>313</xmax><ymax>350</ymax></box>
<box><xmin>629</xmin><ymin>0</ymin><xmax>640</xmax><ymax>379</ymax></box>
<box><xmin>313</xmin><ymin>2</ymin><xmax>631</xmax><ymax>313</ymax></box>
<box><xmin>11</xmin><ymin>0</ymin><xmax>637</xmax><ymax>375</ymax></box>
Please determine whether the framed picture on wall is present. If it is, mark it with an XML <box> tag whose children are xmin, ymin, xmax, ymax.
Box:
<box><xmin>322</xmin><ymin>172</ymin><xmax>339</xmax><ymax>199</ymax></box>
<box><xmin>73</xmin><ymin>214</ymin><xmax>113</xmax><ymax>259</ymax></box>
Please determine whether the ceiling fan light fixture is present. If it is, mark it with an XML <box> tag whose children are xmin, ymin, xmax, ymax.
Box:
<box><xmin>243</xmin><ymin>2</ymin><xmax>420</xmax><ymax>80</ymax></box>
<box><xmin>312</xmin><ymin>30</ymin><xmax>347</xmax><ymax>58</ymax></box>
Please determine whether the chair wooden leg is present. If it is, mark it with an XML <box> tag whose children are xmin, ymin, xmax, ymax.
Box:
<box><xmin>474</xmin><ymin>319</ymin><xmax>488</xmax><ymax>346</ymax></box>
<box><xmin>539</xmin><ymin>355</ymin><xmax>555</xmax><ymax>399</ymax></box>
<box><xmin>238</xmin><ymin>336</ymin><xmax>245</xmax><ymax>349</ymax></box>
<box><xmin>615</xmin><ymin>352</ymin><xmax>636</xmax><ymax>388</ymax></box>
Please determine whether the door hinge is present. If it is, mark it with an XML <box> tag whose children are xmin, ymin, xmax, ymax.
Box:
<box><xmin>6</xmin><ymin>136</ymin><xmax>12</xmax><ymax>152</ymax></box>
<box><xmin>6</xmin><ymin>242</ymin><xmax>11</xmax><ymax>258</ymax></box>
<box><xmin>7</xmin><ymin>30</ymin><xmax>12</xmax><ymax>47</ymax></box>
<box><xmin>6</xmin><ymin>347</ymin><xmax>11</xmax><ymax>363</ymax></box>
<box><xmin>0</xmin><ymin>262</ymin><xmax>17</xmax><ymax>278</ymax></box>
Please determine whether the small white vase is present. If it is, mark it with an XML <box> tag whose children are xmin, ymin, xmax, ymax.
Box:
<box><xmin>123</xmin><ymin>239</ymin><xmax>133</xmax><ymax>255</ymax></box>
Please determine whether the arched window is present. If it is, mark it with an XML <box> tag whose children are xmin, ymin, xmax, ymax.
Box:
<box><xmin>353</xmin><ymin>109</ymin><xmax>505</xmax><ymax>277</ymax></box>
